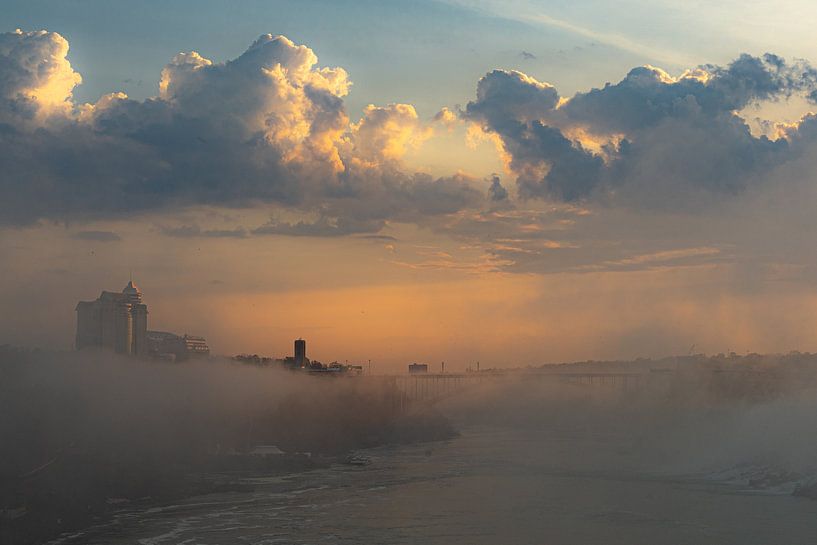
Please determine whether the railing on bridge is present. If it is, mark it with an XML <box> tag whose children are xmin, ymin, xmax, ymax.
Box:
<box><xmin>386</xmin><ymin>371</ymin><xmax>651</xmax><ymax>411</ymax></box>
<box><xmin>391</xmin><ymin>374</ymin><xmax>475</xmax><ymax>408</ymax></box>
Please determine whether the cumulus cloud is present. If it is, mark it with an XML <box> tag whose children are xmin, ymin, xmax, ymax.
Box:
<box><xmin>8</xmin><ymin>24</ymin><xmax>817</xmax><ymax>280</ymax></box>
<box><xmin>433</xmin><ymin>107</ymin><xmax>458</xmax><ymax>130</ymax></box>
<box><xmin>488</xmin><ymin>174</ymin><xmax>509</xmax><ymax>202</ymax></box>
<box><xmin>0</xmin><ymin>30</ymin><xmax>484</xmax><ymax>230</ymax></box>
<box><xmin>464</xmin><ymin>54</ymin><xmax>817</xmax><ymax>207</ymax></box>
<box><xmin>348</xmin><ymin>103</ymin><xmax>432</xmax><ymax>165</ymax></box>
<box><xmin>0</xmin><ymin>29</ymin><xmax>81</xmax><ymax>123</ymax></box>
<box><xmin>466</xmin><ymin>69</ymin><xmax>560</xmax><ymax>129</ymax></box>
<box><xmin>155</xmin><ymin>34</ymin><xmax>352</xmax><ymax>173</ymax></box>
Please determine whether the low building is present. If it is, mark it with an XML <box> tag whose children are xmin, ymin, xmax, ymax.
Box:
<box><xmin>147</xmin><ymin>330</ymin><xmax>210</xmax><ymax>361</ymax></box>
<box><xmin>182</xmin><ymin>335</ymin><xmax>210</xmax><ymax>358</ymax></box>
<box><xmin>409</xmin><ymin>363</ymin><xmax>429</xmax><ymax>374</ymax></box>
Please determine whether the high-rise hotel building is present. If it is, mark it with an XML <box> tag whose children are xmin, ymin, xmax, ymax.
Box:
<box><xmin>76</xmin><ymin>280</ymin><xmax>148</xmax><ymax>357</ymax></box>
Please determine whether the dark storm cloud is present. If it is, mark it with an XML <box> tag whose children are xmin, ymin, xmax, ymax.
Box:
<box><xmin>465</xmin><ymin>54</ymin><xmax>817</xmax><ymax>206</ymax></box>
<box><xmin>0</xmin><ymin>30</ymin><xmax>485</xmax><ymax>230</ymax></box>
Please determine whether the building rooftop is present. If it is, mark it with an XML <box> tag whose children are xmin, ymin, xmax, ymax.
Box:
<box><xmin>122</xmin><ymin>280</ymin><xmax>142</xmax><ymax>302</ymax></box>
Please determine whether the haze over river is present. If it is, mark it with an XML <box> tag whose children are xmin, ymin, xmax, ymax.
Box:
<box><xmin>55</xmin><ymin>423</ymin><xmax>817</xmax><ymax>545</ymax></box>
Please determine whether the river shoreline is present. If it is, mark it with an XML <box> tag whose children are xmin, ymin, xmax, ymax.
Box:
<box><xmin>0</xmin><ymin>348</ymin><xmax>458</xmax><ymax>545</ymax></box>
<box><xmin>3</xmin><ymin>410</ymin><xmax>457</xmax><ymax>545</ymax></box>
<box><xmin>42</xmin><ymin>424</ymin><xmax>817</xmax><ymax>545</ymax></box>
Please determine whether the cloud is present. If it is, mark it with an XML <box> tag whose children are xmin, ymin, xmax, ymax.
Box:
<box><xmin>357</xmin><ymin>234</ymin><xmax>398</xmax><ymax>242</ymax></box>
<box><xmin>464</xmin><ymin>54</ymin><xmax>817</xmax><ymax>207</ymax></box>
<box><xmin>252</xmin><ymin>216</ymin><xmax>386</xmax><ymax>237</ymax></box>
<box><xmin>348</xmin><ymin>103</ymin><xmax>433</xmax><ymax>164</ymax></box>
<box><xmin>250</xmin><ymin>172</ymin><xmax>485</xmax><ymax>237</ymax></box>
<box><xmin>8</xmin><ymin>26</ymin><xmax>817</xmax><ymax>284</ymax></box>
<box><xmin>0</xmin><ymin>29</ymin><xmax>81</xmax><ymax>123</ymax></box>
<box><xmin>433</xmin><ymin>107</ymin><xmax>458</xmax><ymax>130</ymax></box>
<box><xmin>157</xmin><ymin>224</ymin><xmax>248</xmax><ymax>238</ymax></box>
<box><xmin>71</xmin><ymin>230</ymin><xmax>121</xmax><ymax>242</ymax></box>
<box><xmin>466</xmin><ymin>69</ymin><xmax>560</xmax><ymax>129</ymax></box>
<box><xmin>0</xmin><ymin>30</ymin><xmax>485</xmax><ymax>231</ymax></box>
<box><xmin>488</xmin><ymin>174</ymin><xmax>509</xmax><ymax>201</ymax></box>
<box><xmin>575</xmin><ymin>246</ymin><xmax>725</xmax><ymax>273</ymax></box>
<box><xmin>560</xmin><ymin>55</ymin><xmax>815</xmax><ymax>133</ymax></box>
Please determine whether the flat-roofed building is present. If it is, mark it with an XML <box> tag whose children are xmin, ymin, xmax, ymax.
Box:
<box><xmin>147</xmin><ymin>330</ymin><xmax>210</xmax><ymax>361</ymax></box>
<box><xmin>294</xmin><ymin>338</ymin><xmax>307</xmax><ymax>367</ymax></box>
<box><xmin>408</xmin><ymin>363</ymin><xmax>429</xmax><ymax>374</ymax></box>
<box><xmin>181</xmin><ymin>334</ymin><xmax>210</xmax><ymax>358</ymax></box>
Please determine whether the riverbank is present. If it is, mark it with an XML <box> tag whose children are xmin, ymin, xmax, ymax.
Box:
<box><xmin>0</xmin><ymin>347</ymin><xmax>456</xmax><ymax>545</ymax></box>
<box><xmin>3</xmin><ymin>409</ymin><xmax>456</xmax><ymax>545</ymax></box>
<box><xmin>42</xmin><ymin>425</ymin><xmax>817</xmax><ymax>545</ymax></box>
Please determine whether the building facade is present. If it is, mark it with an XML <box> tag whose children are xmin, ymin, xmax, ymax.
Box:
<box><xmin>146</xmin><ymin>330</ymin><xmax>210</xmax><ymax>361</ymax></box>
<box><xmin>408</xmin><ymin>363</ymin><xmax>429</xmax><ymax>374</ymax></box>
<box><xmin>76</xmin><ymin>281</ymin><xmax>148</xmax><ymax>357</ymax></box>
<box><xmin>294</xmin><ymin>338</ymin><xmax>307</xmax><ymax>367</ymax></box>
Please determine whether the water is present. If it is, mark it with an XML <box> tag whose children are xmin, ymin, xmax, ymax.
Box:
<box><xmin>59</xmin><ymin>425</ymin><xmax>817</xmax><ymax>545</ymax></box>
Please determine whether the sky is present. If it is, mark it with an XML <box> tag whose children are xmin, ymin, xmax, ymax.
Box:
<box><xmin>4</xmin><ymin>0</ymin><xmax>817</xmax><ymax>370</ymax></box>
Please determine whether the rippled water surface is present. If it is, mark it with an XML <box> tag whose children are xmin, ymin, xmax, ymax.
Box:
<box><xmin>60</xmin><ymin>426</ymin><xmax>817</xmax><ymax>545</ymax></box>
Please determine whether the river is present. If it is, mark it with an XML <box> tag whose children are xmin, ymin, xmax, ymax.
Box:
<box><xmin>56</xmin><ymin>422</ymin><xmax>817</xmax><ymax>545</ymax></box>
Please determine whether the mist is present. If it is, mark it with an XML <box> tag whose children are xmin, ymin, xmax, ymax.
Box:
<box><xmin>0</xmin><ymin>346</ymin><xmax>452</xmax><ymax>544</ymax></box>
<box><xmin>5</xmin><ymin>345</ymin><xmax>817</xmax><ymax>544</ymax></box>
<box><xmin>440</xmin><ymin>354</ymin><xmax>817</xmax><ymax>493</ymax></box>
